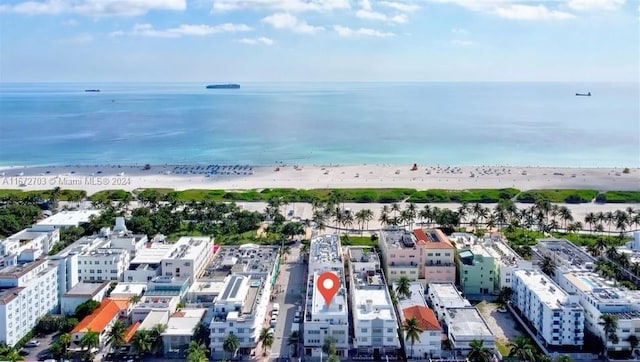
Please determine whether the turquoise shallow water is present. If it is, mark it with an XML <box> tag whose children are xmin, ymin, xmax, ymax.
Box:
<box><xmin>0</xmin><ymin>82</ymin><xmax>638</xmax><ymax>167</ymax></box>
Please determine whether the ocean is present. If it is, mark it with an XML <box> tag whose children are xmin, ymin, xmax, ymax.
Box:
<box><xmin>0</xmin><ymin>82</ymin><xmax>638</xmax><ymax>167</ymax></box>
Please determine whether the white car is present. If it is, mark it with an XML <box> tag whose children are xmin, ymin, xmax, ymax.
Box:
<box><xmin>25</xmin><ymin>340</ymin><xmax>40</xmax><ymax>347</ymax></box>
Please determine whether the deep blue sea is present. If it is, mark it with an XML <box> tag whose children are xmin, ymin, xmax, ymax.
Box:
<box><xmin>0</xmin><ymin>82</ymin><xmax>638</xmax><ymax>167</ymax></box>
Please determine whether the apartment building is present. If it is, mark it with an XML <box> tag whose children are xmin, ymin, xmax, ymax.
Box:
<box><xmin>70</xmin><ymin>297</ymin><xmax>131</xmax><ymax>348</ymax></box>
<box><xmin>349</xmin><ymin>247</ymin><xmax>401</xmax><ymax>359</ymax></box>
<box><xmin>0</xmin><ymin>227</ymin><xmax>59</xmax><ymax>267</ymax></box>
<box><xmin>397</xmin><ymin>282</ymin><xmax>442</xmax><ymax>359</ymax></box>
<box><xmin>512</xmin><ymin>269</ymin><xmax>584</xmax><ymax>347</ymax></box>
<box><xmin>452</xmin><ymin>233</ymin><xmax>531</xmax><ymax>293</ymax></box>
<box><xmin>61</xmin><ymin>280</ymin><xmax>111</xmax><ymax>315</ymax></box>
<box><xmin>162</xmin><ymin>309</ymin><xmax>207</xmax><ymax>358</ymax></box>
<box><xmin>161</xmin><ymin>236</ymin><xmax>215</xmax><ymax>281</ymax></box>
<box><xmin>30</xmin><ymin>210</ymin><xmax>100</xmax><ymax>232</ymax></box>
<box><xmin>426</xmin><ymin>283</ymin><xmax>494</xmax><ymax>352</ymax></box>
<box><xmin>0</xmin><ymin>259</ymin><xmax>59</xmax><ymax>346</ymax></box>
<box><xmin>207</xmin><ymin>245</ymin><xmax>279</xmax><ymax>359</ymax></box>
<box><xmin>557</xmin><ymin>270</ymin><xmax>640</xmax><ymax>353</ymax></box>
<box><xmin>304</xmin><ymin>235</ymin><xmax>349</xmax><ymax>358</ymax></box>
<box><xmin>378</xmin><ymin>228</ymin><xmax>455</xmax><ymax>286</ymax></box>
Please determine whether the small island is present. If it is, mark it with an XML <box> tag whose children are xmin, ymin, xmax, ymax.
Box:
<box><xmin>206</xmin><ymin>84</ymin><xmax>240</xmax><ymax>89</ymax></box>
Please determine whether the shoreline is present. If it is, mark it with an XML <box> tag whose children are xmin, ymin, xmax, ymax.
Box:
<box><xmin>0</xmin><ymin>163</ymin><xmax>638</xmax><ymax>195</ymax></box>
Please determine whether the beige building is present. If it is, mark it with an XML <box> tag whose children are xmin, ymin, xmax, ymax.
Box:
<box><xmin>378</xmin><ymin>228</ymin><xmax>455</xmax><ymax>286</ymax></box>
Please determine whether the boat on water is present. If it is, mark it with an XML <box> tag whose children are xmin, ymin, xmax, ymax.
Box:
<box><xmin>206</xmin><ymin>84</ymin><xmax>240</xmax><ymax>89</ymax></box>
<box><xmin>575</xmin><ymin>92</ymin><xmax>591</xmax><ymax>96</ymax></box>
<box><xmin>84</xmin><ymin>89</ymin><xmax>100</xmax><ymax>92</ymax></box>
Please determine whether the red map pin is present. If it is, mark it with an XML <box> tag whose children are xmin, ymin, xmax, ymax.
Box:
<box><xmin>317</xmin><ymin>272</ymin><xmax>340</xmax><ymax>307</ymax></box>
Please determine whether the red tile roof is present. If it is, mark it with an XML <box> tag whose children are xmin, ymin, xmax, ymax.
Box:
<box><xmin>71</xmin><ymin>298</ymin><xmax>130</xmax><ymax>334</ymax></box>
<box><xmin>413</xmin><ymin>229</ymin><xmax>453</xmax><ymax>249</ymax></box>
<box><xmin>403</xmin><ymin>306</ymin><xmax>441</xmax><ymax>331</ymax></box>
<box><xmin>123</xmin><ymin>322</ymin><xmax>140</xmax><ymax>343</ymax></box>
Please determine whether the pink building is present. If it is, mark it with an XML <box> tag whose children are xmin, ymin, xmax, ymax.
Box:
<box><xmin>378</xmin><ymin>228</ymin><xmax>456</xmax><ymax>286</ymax></box>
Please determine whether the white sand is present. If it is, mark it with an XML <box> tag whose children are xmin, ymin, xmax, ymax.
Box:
<box><xmin>0</xmin><ymin>164</ymin><xmax>638</xmax><ymax>195</ymax></box>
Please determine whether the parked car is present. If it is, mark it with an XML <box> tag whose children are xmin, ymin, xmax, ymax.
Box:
<box><xmin>25</xmin><ymin>340</ymin><xmax>40</xmax><ymax>347</ymax></box>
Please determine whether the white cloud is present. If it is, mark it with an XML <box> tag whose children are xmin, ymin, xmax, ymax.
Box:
<box><xmin>109</xmin><ymin>30</ymin><xmax>125</xmax><ymax>37</ymax></box>
<box><xmin>239</xmin><ymin>37</ymin><xmax>275</xmax><ymax>45</ymax></box>
<box><xmin>59</xmin><ymin>33</ymin><xmax>93</xmax><ymax>43</ymax></box>
<box><xmin>262</xmin><ymin>13</ymin><xmax>324</xmax><ymax>34</ymax></box>
<box><xmin>378</xmin><ymin>1</ymin><xmax>420</xmax><ymax>12</ymax></box>
<box><xmin>0</xmin><ymin>0</ymin><xmax>186</xmax><ymax>16</ymax></box>
<box><xmin>494</xmin><ymin>4</ymin><xmax>575</xmax><ymax>20</ymax></box>
<box><xmin>426</xmin><ymin>0</ymin><xmax>577</xmax><ymax>20</ymax></box>
<box><xmin>62</xmin><ymin>19</ymin><xmax>77</xmax><ymax>26</ymax></box>
<box><xmin>450</xmin><ymin>39</ymin><xmax>473</xmax><ymax>46</ymax></box>
<box><xmin>567</xmin><ymin>0</ymin><xmax>625</xmax><ymax>11</ymax></box>
<box><xmin>333</xmin><ymin>25</ymin><xmax>394</xmax><ymax>37</ymax></box>
<box><xmin>451</xmin><ymin>28</ymin><xmax>468</xmax><ymax>34</ymax></box>
<box><xmin>356</xmin><ymin>9</ymin><xmax>407</xmax><ymax>23</ymax></box>
<box><xmin>360</xmin><ymin>0</ymin><xmax>373</xmax><ymax>11</ymax></box>
<box><xmin>212</xmin><ymin>0</ymin><xmax>350</xmax><ymax>12</ymax></box>
<box><xmin>129</xmin><ymin>23</ymin><xmax>251</xmax><ymax>38</ymax></box>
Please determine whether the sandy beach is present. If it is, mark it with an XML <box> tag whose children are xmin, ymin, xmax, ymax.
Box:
<box><xmin>0</xmin><ymin>164</ymin><xmax>638</xmax><ymax>195</ymax></box>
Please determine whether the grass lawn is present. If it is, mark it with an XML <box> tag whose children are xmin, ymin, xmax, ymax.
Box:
<box><xmin>340</xmin><ymin>235</ymin><xmax>377</xmax><ymax>246</ymax></box>
<box><xmin>516</xmin><ymin>189</ymin><xmax>599</xmax><ymax>203</ymax></box>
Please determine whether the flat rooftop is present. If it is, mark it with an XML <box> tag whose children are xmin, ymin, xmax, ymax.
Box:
<box><xmin>110</xmin><ymin>283</ymin><xmax>147</xmax><ymax>297</ymax></box>
<box><xmin>163</xmin><ymin>308</ymin><xmax>206</xmax><ymax>336</ymax></box>
<box><xmin>537</xmin><ymin>238</ymin><xmax>596</xmax><ymax>268</ymax></box>
<box><xmin>131</xmin><ymin>243</ymin><xmax>175</xmax><ymax>264</ymax></box>
<box><xmin>203</xmin><ymin>244</ymin><xmax>278</xmax><ymax>280</ymax></box>
<box><xmin>188</xmin><ymin>280</ymin><xmax>226</xmax><ymax>295</ymax></box>
<box><xmin>216</xmin><ymin>274</ymin><xmax>264</xmax><ymax>317</ymax></box>
<box><xmin>34</xmin><ymin>210</ymin><xmax>100</xmax><ymax>227</ymax></box>
<box><xmin>353</xmin><ymin>287</ymin><xmax>395</xmax><ymax>321</ymax></box>
<box><xmin>348</xmin><ymin>247</ymin><xmax>380</xmax><ymax>264</ymax></box>
<box><xmin>311</xmin><ymin>270</ymin><xmax>348</xmax><ymax>316</ymax></box>
<box><xmin>139</xmin><ymin>310</ymin><xmax>170</xmax><ymax>331</ymax></box>
<box><xmin>447</xmin><ymin>307</ymin><xmax>494</xmax><ymax>338</ymax></box>
<box><xmin>562</xmin><ymin>271</ymin><xmax>640</xmax><ymax>305</ymax></box>
<box><xmin>167</xmin><ymin>237</ymin><xmax>211</xmax><ymax>261</ymax></box>
<box><xmin>63</xmin><ymin>281</ymin><xmax>110</xmax><ymax>297</ymax></box>
<box><xmin>397</xmin><ymin>282</ymin><xmax>429</xmax><ymax>311</ymax></box>
<box><xmin>310</xmin><ymin>234</ymin><xmax>342</xmax><ymax>264</ymax></box>
<box><xmin>381</xmin><ymin>229</ymin><xmax>417</xmax><ymax>249</ymax></box>
<box><xmin>0</xmin><ymin>258</ymin><xmax>47</xmax><ymax>279</ymax></box>
<box><xmin>515</xmin><ymin>270</ymin><xmax>580</xmax><ymax>309</ymax></box>
<box><xmin>428</xmin><ymin>283</ymin><xmax>470</xmax><ymax>309</ymax></box>
<box><xmin>0</xmin><ymin>287</ymin><xmax>25</xmax><ymax>304</ymax></box>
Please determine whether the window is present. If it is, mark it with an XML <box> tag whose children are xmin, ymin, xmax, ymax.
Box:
<box><xmin>427</xmin><ymin>253</ymin><xmax>433</xmax><ymax>256</ymax></box>
<box><xmin>361</xmin><ymin>328</ymin><xmax>368</xmax><ymax>333</ymax></box>
<box><xmin>387</xmin><ymin>328</ymin><xmax>393</xmax><ymax>333</ymax></box>
<box><xmin>435</xmin><ymin>253</ymin><xmax>441</xmax><ymax>256</ymax></box>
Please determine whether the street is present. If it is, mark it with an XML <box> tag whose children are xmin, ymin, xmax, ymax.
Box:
<box><xmin>269</xmin><ymin>243</ymin><xmax>307</xmax><ymax>362</ymax></box>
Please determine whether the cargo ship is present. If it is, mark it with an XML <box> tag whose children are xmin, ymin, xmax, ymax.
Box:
<box><xmin>206</xmin><ymin>84</ymin><xmax>240</xmax><ymax>89</ymax></box>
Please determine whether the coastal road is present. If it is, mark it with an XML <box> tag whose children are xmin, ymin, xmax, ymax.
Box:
<box><xmin>270</xmin><ymin>243</ymin><xmax>307</xmax><ymax>362</ymax></box>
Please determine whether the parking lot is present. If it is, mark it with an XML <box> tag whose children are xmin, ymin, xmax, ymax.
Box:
<box><xmin>476</xmin><ymin>302</ymin><xmax>525</xmax><ymax>353</ymax></box>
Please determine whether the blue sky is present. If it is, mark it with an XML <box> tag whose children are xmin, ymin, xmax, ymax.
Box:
<box><xmin>0</xmin><ymin>0</ymin><xmax>638</xmax><ymax>81</ymax></box>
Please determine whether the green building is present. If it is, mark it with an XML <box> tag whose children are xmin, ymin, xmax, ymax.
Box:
<box><xmin>457</xmin><ymin>245</ymin><xmax>498</xmax><ymax>296</ymax></box>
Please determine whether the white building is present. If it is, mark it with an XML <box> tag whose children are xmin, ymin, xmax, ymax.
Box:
<box><xmin>0</xmin><ymin>227</ymin><xmax>60</xmax><ymax>267</ymax></box>
<box><xmin>0</xmin><ymin>259</ymin><xmax>59</xmax><ymax>346</ymax></box>
<box><xmin>512</xmin><ymin>269</ymin><xmax>584</xmax><ymax>347</ymax></box>
<box><xmin>397</xmin><ymin>282</ymin><xmax>442</xmax><ymax>359</ymax></box>
<box><xmin>304</xmin><ymin>235</ymin><xmax>349</xmax><ymax>359</ymax></box>
<box><xmin>557</xmin><ymin>270</ymin><xmax>640</xmax><ymax>353</ymax></box>
<box><xmin>349</xmin><ymin>246</ymin><xmax>401</xmax><ymax>359</ymax></box>
<box><xmin>61</xmin><ymin>280</ymin><xmax>111</xmax><ymax>315</ymax></box>
<box><xmin>161</xmin><ymin>236</ymin><xmax>215</xmax><ymax>281</ymax></box>
<box><xmin>30</xmin><ymin>210</ymin><xmax>100</xmax><ymax>231</ymax></box>
<box><xmin>426</xmin><ymin>283</ymin><xmax>494</xmax><ymax>352</ymax></box>
<box><xmin>131</xmin><ymin>295</ymin><xmax>181</xmax><ymax>322</ymax></box>
<box><xmin>125</xmin><ymin>242</ymin><xmax>175</xmax><ymax>283</ymax></box>
<box><xmin>207</xmin><ymin>245</ymin><xmax>279</xmax><ymax>359</ymax></box>
<box><xmin>163</xmin><ymin>309</ymin><xmax>207</xmax><ymax>358</ymax></box>
<box><xmin>109</xmin><ymin>283</ymin><xmax>147</xmax><ymax>299</ymax></box>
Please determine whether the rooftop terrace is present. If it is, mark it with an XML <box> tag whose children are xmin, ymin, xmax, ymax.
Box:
<box><xmin>203</xmin><ymin>244</ymin><xmax>278</xmax><ymax>280</ymax></box>
<box><xmin>537</xmin><ymin>239</ymin><xmax>596</xmax><ymax>270</ymax></box>
<box><xmin>310</xmin><ymin>234</ymin><xmax>342</xmax><ymax>264</ymax></box>
<box><xmin>381</xmin><ymin>229</ymin><xmax>417</xmax><ymax>249</ymax></box>
<box><xmin>563</xmin><ymin>271</ymin><xmax>640</xmax><ymax>305</ymax></box>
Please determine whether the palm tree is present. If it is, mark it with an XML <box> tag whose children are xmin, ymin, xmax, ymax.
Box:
<box><xmin>59</xmin><ymin>332</ymin><xmax>72</xmax><ymax>356</ymax></box>
<box><xmin>258</xmin><ymin>327</ymin><xmax>274</xmax><ymax>356</ymax></box>
<box><xmin>80</xmin><ymin>329</ymin><xmax>100</xmax><ymax>351</ymax></box>
<box><xmin>403</xmin><ymin>317</ymin><xmax>423</xmax><ymax>359</ymax></box>
<box><xmin>508</xmin><ymin>336</ymin><xmax>536</xmax><ymax>362</ymax></box>
<box><xmin>3</xmin><ymin>350</ymin><xmax>24</xmax><ymax>362</ymax></box>
<box><xmin>395</xmin><ymin>276</ymin><xmax>412</xmax><ymax>300</ymax></box>
<box><xmin>540</xmin><ymin>256</ymin><xmax>557</xmax><ymax>277</ymax></box>
<box><xmin>132</xmin><ymin>330</ymin><xmax>154</xmax><ymax>357</ymax></box>
<box><xmin>355</xmin><ymin>209</ymin><xmax>368</xmax><ymax>235</ymax></box>
<box><xmin>223</xmin><ymin>334</ymin><xmax>240</xmax><ymax>360</ymax></box>
<box><xmin>554</xmin><ymin>355</ymin><xmax>573</xmax><ymax>362</ymax></box>
<box><xmin>497</xmin><ymin>286</ymin><xmax>513</xmax><ymax>307</ymax></box>
<box><xmin>327</xmin><ymin>355</ymin><xmax>340</xmax><ymax>362</ymax></box>
<box><xmin>129</xmin><ymin>294</ymin><xmax>142</xmax><ymax>305</ymax></box>
<box><xmin>467</xmin><ymin>339</ymin><xmax>493</xmax><ymax>362</ymax></box>
<box><xmin>150</xmin><ymin>323</ymin><xmax>168</xmax><ymax>355</ymax></box>
<box><xmin>106</xmin><ymin>320</ymin><xmax>127</xmax><ymax>351</ymax></box>
<box><xmin>599</xmin><ymin>314</ymin><xmax>619</xmax><ymax>357</ymax></box>
<box><xmin>322</xmin><ymin>336</ymin><xmax>337</xmax><ymax>357</ymax></box>
<box><xmin>186</xmin><ymin>341</ymin><xmax>210</xmax><ymax>362</ymax></box>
